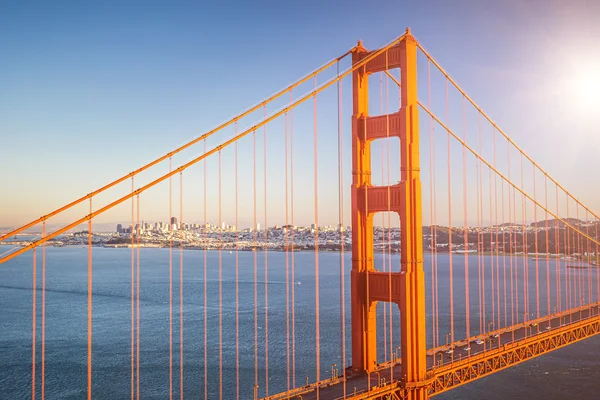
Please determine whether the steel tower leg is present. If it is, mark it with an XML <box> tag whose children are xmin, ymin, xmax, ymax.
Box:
<box><xmin>350</xmin><ymin>31</ymin><xmax>428</xmax><ymax>398</ymax></box>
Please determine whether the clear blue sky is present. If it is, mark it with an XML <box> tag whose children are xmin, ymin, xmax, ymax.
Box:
<box><xmin>1</xmin><ymin>0</ymin><xmax>600</xmax><ymax>230</ymax></box>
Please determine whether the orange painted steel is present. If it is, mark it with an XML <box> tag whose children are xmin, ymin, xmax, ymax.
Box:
<box><xmin>350</xmin><ymin>30</ymin><xmax>428</xmax><ymax>400</ymax></box>
<box><xmin>0</xmin><ymin>34</ymin><xmax>407</xmax><ymax>266</ymax></box>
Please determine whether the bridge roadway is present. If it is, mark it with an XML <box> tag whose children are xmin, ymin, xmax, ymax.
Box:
<box><xmin>264</xmin><ymin>304</ymin><xmax>600</xmax><ymax>400</ymax></box>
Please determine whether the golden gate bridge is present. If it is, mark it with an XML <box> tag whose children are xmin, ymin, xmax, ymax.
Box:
<box><xmin>2</xmin><ymin>29</ymin><xmax>600</xmax><ymax>399</ymax></box>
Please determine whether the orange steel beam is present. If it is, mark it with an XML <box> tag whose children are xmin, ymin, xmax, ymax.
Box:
<box><xmin>397</xmin><ymin>32</ymin><xmax>428</xmax><ymax>400</ymax></box>
<box><xmin>415</xmin><ymin>41</ymin><xmax>600</xmax><ymax>225</ymax></box>
<box><xmin>428</xmin><ymin>315</ymin><xmax>600</xmax><ymax>397</ymax></box>
<box><xmin>0</xmin><ymin>50</ymin><xmax>354</xmax><ymax>244</ymax></box>
<box><xmin>0</xmin><ymin>33</ymin><xmax>408</xmax><ymax>265</ymax></box>
<box><xmin>418</xmin><ymin>101</ymin><xmax>600</xmax><ymax>249</ymax></box>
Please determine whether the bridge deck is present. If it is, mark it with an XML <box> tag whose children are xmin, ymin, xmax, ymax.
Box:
<box><xmin>265</xmin><ymin>304</ymin><xmax>600</xmax><ymax>399</ymax></box>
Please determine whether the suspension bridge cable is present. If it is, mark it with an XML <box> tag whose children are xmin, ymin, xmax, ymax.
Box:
<box><xmin>0</xmin><ymin>51</ymin><xmax>356</xmax><ymax>244</ymax></box>
<box><xmin>0</xmin><ymin>34</ymin><xmax>409</xmax><ymax>265</ymax></box>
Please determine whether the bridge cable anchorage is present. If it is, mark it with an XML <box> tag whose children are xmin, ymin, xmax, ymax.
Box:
<box><xmin>0</xmin><ymin>52</ymin><xmax>355</xmax><ymax>245</ymax></box>
<box><xmin>0</xmin><ymin>33</ymin><xmax>409</xmax><ymax>266</ymax></box>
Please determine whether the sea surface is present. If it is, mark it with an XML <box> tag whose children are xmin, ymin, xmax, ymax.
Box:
<box><xmin>1</xmin><ymin>247</ymin><xmax>599</xmax><ymax>399</ymax></box>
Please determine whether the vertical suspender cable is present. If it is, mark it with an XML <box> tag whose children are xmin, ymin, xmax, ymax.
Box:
<box><xmin>489</xmin><ymin>166</ymin><xmax>494</xmax><ymax>334</ymax></box>
<box><xmin>284</xmin><ymin>111</ymin><xmax>291</xmax><ymax>393</ymax></box>
<box><xmin>219</xmin><ymin>151</ymin><xmax>223</xmax><ymax>399</ymax></box>
<box><xmin>290</xmin><ymin>90</ymin><xmax>296</xmax><ymax>389</ymax></box>
<box><xmin>462</xmin><ymin>96</ymin><xmax>470</xmax><ymax>344</ymax></box>
<box><xmin>203</xmin><ymin>141</ymin><xmax>208</xmax><ymax>400</ymax></box>
<box><xmin>564</xmin><ymin>195</ymin><xmax>573</xmax><ymax>323</ymax></box>
<box><xmin>131</xmin><ymin>179</ymin><xmax>135</xmax><ymax>400</ymax></box>
<box><xmin>136</xmin><ymin>196</ymin><xmax>141</xmax><ymax>399</ymax></box>
<box><xmin>32</xmin><ymin>248</ymin><xmax>36</xmax><ymax>400</ymax></box>
<box><xmin>502</xmin><ymin>176</ymin><xmax>507</xmax><ymax>328</ymax></box>
<box><xmin>235</xmin><ymin>132</ymin><xmax>240</xmax><ymax>400</ymax></box>
<box><xmin>508</xmin><ymin>147</ymin><xmax>514</xmax><ymax>331</ymax></box>
<box><xmin>313</xmin><ymin>76</ymin><xmax>321</xmax><ymax>399</ymax></box>
<box><xmin>42</xmin><ymin>220</ymin><xmax>46</xmax><ymax>400</ymax></box>
<box><xmin>337</xmin><ymin>61</ymin><xmax>346</xmax><ymax>397</ymax></box>
<box><xmin>179</xmin><ymin>172</ymin><xmax>184</xmax><ymax>399</ymax></box>
<box><xmin>477</xmin><ymin>114</ymin><xmax>483</xmax><ymax>336</ymax></box>
<box><xmin>263</xmin><ymin>105</ymin><xmax>270</xmax><ymax>397</ymax></box>
<box><xmin>87</xmin><ymin>198</ymin><xmax>93</xmax><ymax>400</ymax></box>
<box><xmin>446</xmin><ymin>79</ymin><xmax>454</xmax><ymax>346</ymax></box>
<box><xmin>253</xmin><ymin>130</ymin><xmax>259</xmax><ymax>396</ymax></box>
<box><xmin>169</xmin><ymin>158</ymin><xmax>173</xmax><ymax>400</ymax></box>
<box><xmin>534</xmin><ymin>167</ymin><xmax>540</xmax><ymax>319</ymax></box>
<box><xmin>545</xmin><ymin>176</ymin><xmax>550</xmax><ymax>321</ymax></box>
<box><xmin>494</xmin><ymin>130</ymin><xmax>500</xmax><ymax>330</ymax></box>
<box><xmin>427</xmin><ymin>59</ymin><xmax>437</xmax><ymax>347</ymax></box>
<box><xmin>520</xmin><ymin>153</ymin><xmax>527</xmax><ymax>325</ymax></box>
<box><xmin>555</xmin><ymin>184</ymin><xmax>561</xmax><ymax>313</ymax></box>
